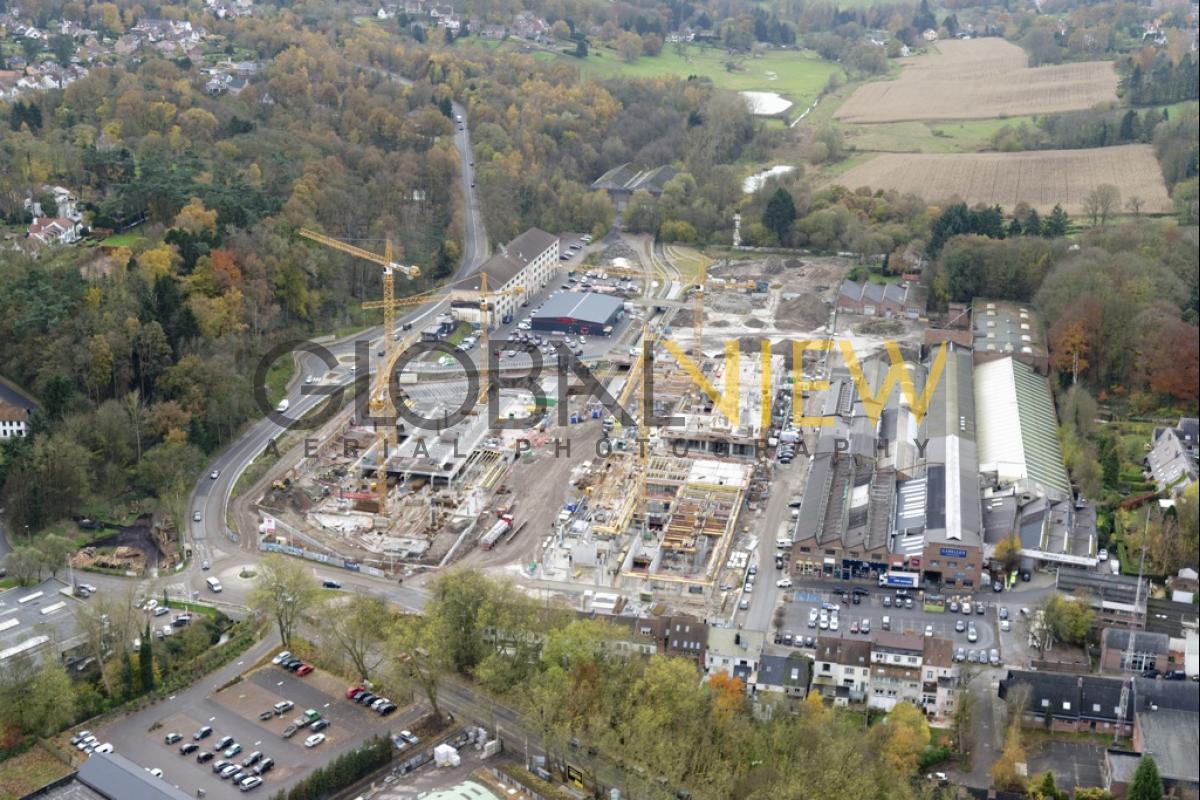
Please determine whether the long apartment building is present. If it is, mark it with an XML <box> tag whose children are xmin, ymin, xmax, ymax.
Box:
<box><xmin>450</xmin><ymin>228</ymin><xmax>558</xmax><ymax>327</ymax></box>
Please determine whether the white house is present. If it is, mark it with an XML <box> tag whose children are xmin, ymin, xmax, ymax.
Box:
<box><xmin>28</xmin><ymin>216</ymin><xmax>81</xmax><ymax>246</ymax></box>
<box><xmin>704</xmin><ymin>627</ymin><xmax>765</xmax><ymax>683</ymax></box>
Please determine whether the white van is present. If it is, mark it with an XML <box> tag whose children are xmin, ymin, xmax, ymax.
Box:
<box><xmin>776</xmin><ymin>537</ymin><xmax>791</xmax><ymax>549</ymax></box>
<box><xmin>205</xmin><ymin>577</ymin><xmax>223</xmax><ymax>593</ymax></box>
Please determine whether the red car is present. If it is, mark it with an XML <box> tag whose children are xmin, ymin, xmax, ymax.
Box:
<box><xmin>345</xmin><ymin>685</ymin><xmax>363</xmax><ymax>699</ymax></box>
<box><xmin>296</xmin><ymin>664</ymin><xmax>314</xmax><ymax>677</ymax></box>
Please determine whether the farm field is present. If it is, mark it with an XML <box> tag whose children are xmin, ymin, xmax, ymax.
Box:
<box><xmin>828</xmin><ymin>144</ymin><xmax>1172</xmax><ymax>214</ymax></box>
<box><xmin>834</xmin><ymin>38</ymin><xmax>1118</xmax><ymax>123</ymax></box>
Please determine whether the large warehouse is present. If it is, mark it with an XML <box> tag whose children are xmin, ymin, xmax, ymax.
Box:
<box><xmin>530</xmin><ymin>292</ymin><xmax>624</xmax><ymax>335</ymax></box>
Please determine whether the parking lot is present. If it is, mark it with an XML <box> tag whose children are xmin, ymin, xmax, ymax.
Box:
<box><xmin>92</xmin><ymin>648</ymin><xmax>418</xmax><ymax>798</ymax></box>
<box><xmin>777</xmin><ymin>583</ymin><xmax>1008</xmax><ymax>661</ymax></box>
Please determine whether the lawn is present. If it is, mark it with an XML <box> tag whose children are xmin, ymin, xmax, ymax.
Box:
<box><xmin>0</xmin><ymin>745</ymin><xmax>73</xmax><ymax>799</ymax></box>
<box><xmin>841</xmin><ymin>115</ymin><xmax>1041</xmax><ymax>154</ymax></box>
<box><xmin>99</xmin><ymin>230</ymin><xmax>144</xmax><ymax>248</ymax></box>
<box><xmin>570</xmin><ymin>44</ymin><xmax>842</xmax><ymax>119</ymax></box>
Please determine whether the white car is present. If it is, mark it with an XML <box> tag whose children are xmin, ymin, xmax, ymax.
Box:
<box><xmin>924</xmin><ymin>625</ymin><xmax>934</xmax><ymax>637</ymax></box>
<box><xmin>776</xmin><ymin>578</ymin><xmax>793</xmax><ymax>588</ymax></box>
<box><xmin>210</xmin><ymin>469</ymin><xmax>220</xmax><ymax>479</ymax></box>
<box><xmin>271</xmin><ymin>651</ymin><xmax>292</xmax><ymax>665</ymax></box>
<box><xmin>828</xmin><ymin>616</ymin><xmax>839</xmax><ymax>631</ymax></box>
<box><xmin>92</xmin><ymin>743</ymin><xmax>114</xmax><ymax>754</ymax></box>
<box><xmin>1097</xmin><ymin>548</ymin><xmax>1109</xmax><ymax>561</ymax></box>
<box><xmin>1000</xmin><ymin>619</ymin><xmax>1011</xmax><ymax>632</ymax></box>
<box><xmin>304</xmin><ymin>733</ymin><xmax>326</xmax><ymax>748</ymax></box>
<box><xmin>146</xmin><ymin>768</ymin><xmax>164</xmax><ymax>779</ymax></box>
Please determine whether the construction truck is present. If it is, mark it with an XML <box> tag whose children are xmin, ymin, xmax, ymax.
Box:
<box><xmin>480</xmin><ymin>515</ymin><xmax>513</xmax><ymax>550</ymax></box>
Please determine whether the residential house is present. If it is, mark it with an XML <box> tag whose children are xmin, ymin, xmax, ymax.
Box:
<box><xmin>922</xmin><ymin>637</ymin><xmax>960</xmax><ymax>721</ymax></box>
<box><xmin>812</xmin><ymin>636</ymin><xmax>871</xmax><ymax>705</ymax></box>
<box><xmin>25</xmin><ymin>185</ymin><xmax>82</xmax><ymax>223</ymax></box>
<box><xmin>868</xmin><ymin>632</ymin><xmax>924</xmax><ymax>710</ymax></box>
<box><xmin>27</xmin><ymin>216</ymin><xmax>81</xmax><ymax>247</ymax></box>
<box><xmin>755</xmin><ymin>652</ymin><xmax>811</xmax><ymax>699</ymax></box>
<box><xmin>662</xmin><ymin>615</ymin><xmax>707</xmax><ymax>665</ymax></box>
<box><xmin>1144</xmin><ymin>417</ymin><xmax>1198</xmax><ymax>496</ymax></box>
<box><xmin>590</xmin><ymin>163</ymin><xmax>679</xmax><ymax>210</ymax></box>
<box><xmin>834</xmin><ymin>278</ymin><xmax>925</xmax><ymax>319</ymax></box>
<box><xmin>0</xmin><ymin>376</ymin><xmax>36</xmax><ymax>439</ymax></box>
<box><xmin>704</xmin><ymin>627</ymin><xmax>765</xmax><ymax>683</ymax></box>
<box><xmin>1099</xmin><ymin>628</ymin><xmax>1171</xmax><ymax>676</ymax></box>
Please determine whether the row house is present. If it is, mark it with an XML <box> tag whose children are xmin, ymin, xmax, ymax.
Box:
<box><xmin>835</xmin><ymin>278</ymin><xmax>925</xmax><ymax>319</ymax></box>
<box><xmin>922</xmin><ymin>637</ymin><xmax>959</xmax><ymax>721</ymax></box>
<box><xmin>813</xmin><ymin>636</ymin><xmax>871</xmax><ymax>705</ymax></box>
<box><xmin>705</xmin><ymin>627</ymin><xmax>765</xmax><ymax>684</ymax></box>
<box><xmin>868</xmin><ymin>632</ymin><xmax>924</xmax><ymax>711</ymax></box>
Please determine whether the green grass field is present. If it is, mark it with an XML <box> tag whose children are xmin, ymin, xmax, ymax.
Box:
<box><xmin>573</xmin><ymin>45</ymin><xmax>841</xmax><ymax>117</ymax></box>
<box><xmin>100</xmin><ymin>230</ymin><xmax>144</xmax><ymax>248</ymax></box>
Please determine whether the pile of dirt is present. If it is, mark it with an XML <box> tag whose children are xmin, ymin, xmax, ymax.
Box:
<box><xmin>764</xmin><ymin>256</ymin><xmax>785</xmax><ymax>275</ymax></box>
<box><xmin>705</xmin><ymin>293</ymin><xmax>754</xmax><ymax>314</ymax></box>
<box><xmin>776</xmin><ymin>295</ymin><xmax>831</xmax><ymax>331</ymax></box>
<box><xmin>856</xmin><ymin>318</ymin><xmax>907</xmax><ymax>336</ymax></box>
<box><xmin>602</xmin><ymin>241</ymin><xmax>639</xmax><ymax>261</ymax></box>
<box><xmin>744</xmin><ymin>318</ymin><xmax>766</xmax><ymax>328</ymax></box>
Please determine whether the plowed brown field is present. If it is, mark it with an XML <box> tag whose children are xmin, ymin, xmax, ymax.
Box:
<box><xmin>835</xmin><ymin>38</ymin><xmax>1118</xmax><ymax>123</ymax></box>
<box><xmin>829</xmin><ymin>145</ymin><xmax>1172</xmax><ymax>214</ymax></box>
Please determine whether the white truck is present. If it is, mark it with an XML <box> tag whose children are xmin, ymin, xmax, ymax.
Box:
<box><xmin>480</xmin><ymin>516</ymin><xmax>513</xmax><ymax>551</ymax></box>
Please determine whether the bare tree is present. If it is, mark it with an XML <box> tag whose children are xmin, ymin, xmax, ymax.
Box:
<box><xmin>1083</xmin><ymin>184</ymin><xmax>1121</xmax><ymax>226</ymax></box>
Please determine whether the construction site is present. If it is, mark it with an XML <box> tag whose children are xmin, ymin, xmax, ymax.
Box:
<box><xmin>245</xmin><ymin>233</ymin><xmax>912</xmax><ymax>616</ymax></box>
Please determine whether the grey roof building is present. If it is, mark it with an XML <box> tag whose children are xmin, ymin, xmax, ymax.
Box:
<box><xmin>25</xmin><ymin>753</ymin><xmax>193</xmax><ymax>800</ymax></box>
<box><xmin>1144</xmin><ymin>417</ymin><xmax>1199</xmax><ymax>496</ymax></box>
<box><xmin>591</xmin><ymin>163</ymin><xmax>679</xmax><ymax>209</ymax></box>
<box><xmin>1136</xmin><ymin>708</ymin><xmax>1200</xmax><ymax>786</ymax></box>
<box><xmin>530</xmin><ymin>291</ymin><xmax>623</xmax><ymax>335</ymax></box>
<box><xmin>756</xmin><ymin>652</ymin><xmax>811</xmax><ymax>697</ymax></box>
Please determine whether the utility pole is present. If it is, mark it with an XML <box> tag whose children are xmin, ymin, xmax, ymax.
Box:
<box><xmin>1115</xmin><ymin>510</ymin><xmax>1151</xmax><ymax>744</ymax></box>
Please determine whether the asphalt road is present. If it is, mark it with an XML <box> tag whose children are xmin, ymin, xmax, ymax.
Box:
<box><xmin>183</xmin><ymin>78</ymin><xmax>490</xmax><ymax>606</ymax></box>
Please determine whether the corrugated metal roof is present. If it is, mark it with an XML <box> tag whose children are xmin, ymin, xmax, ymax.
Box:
<box><xmin>974</xmin><ymin>357</ymin><xmax>1070</xmax><ymax>496</ymax></box>
<box><xmin>78</xmin><ymin>753</ymin><xmax>193</xmax><ymax>800</ymax></box>
<box><xmin>532</xmin><ymin>292</ymin><xmax>623</xmax><ymax>326</ymax></box>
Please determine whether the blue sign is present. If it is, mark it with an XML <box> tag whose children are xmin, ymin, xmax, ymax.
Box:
<box><xmin>940</xmin><ymin>547</ymin><xmax>968</xmax><ymax>558</ymax></box>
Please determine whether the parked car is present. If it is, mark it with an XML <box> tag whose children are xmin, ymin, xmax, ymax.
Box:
<box><xmin>282</xmin><ymin>725</ymin><xmax>299</xmax><ymax>739</ymax></box>
<box><xmin>955</xmin><ymin>619</ymin><xmax>966</xmax><ymax>633</ymax></box>
<box><xmin>271</xmin><ymin>651</ymin><xmax>292</xmax><ymax>665</ymax></box>
<box><xmin>242</xmin><ymin>752</ymin><xmax>262</xmax><ymax>768</ymax></box>
<box><xmin>924</xmin><ymin>625</ymin><xmax>934</xmax><ymax>637</ymax></box>
<box><xmin>215</xmin><ymin>736</ymin><xmax>234</xmax><ymax>751</ymax></box>
<box><xmin>989</xmin><ymin>649</ymin><xmax>1001</xmax><ymax>666</ymax></box>
<box><xmin>212</xmin><ymin>760</ymin><xmax>231</xmax><ymax>774</ymax></box>
<box><xmin>258</xmin><ymin>710</ymin><xmax>274</xmax><ymax>721</ymax></box>
<box><xmin>197</xmin><ymin>751</ymin><xmax>215</xmax><ymax>764</ymax></box>
<box><xmin>378</xmin><ymin>703</ymin><xmax>397</xmax><ymax>715</ymax></box>
<box><xmin>310</xmin><ymin>719</ymin><xmax>330</xmax><ymax>733</ymax></box>
<box><xmin>224</xmin><ymin>743</ymin><xmax>243</xmax><ymax>759</ymax></box>
<box><xmin>399</xmin><ymin>730</ymin><xmax>420</xmax><ymax>745</ymax></box>
<box><xmin>345</xmin><ymin>685</ymin><xmax>364</xmax><ymax>699</ymax></box>
<box><xmin>92</xmin><ymin>743</ymin><xmax>113</xmax><ymax>754</ymax></box>
<box><xmin>321</xmin><ymin>580</ymin><xmax>342</xmax><ymax>589</ymax></box>
<box><xmin>296</xmin><ymin>664</ymin><xmax>314</xmax><ymax>677</ymax></box>
<box><xmin>239</xmin><ymin>776</ymin><xmax>263</xmax><ymax>792</ymax></box>
<box><xmin>180</xmin><ymin>743</ymin><xmax>199</xmax><ymax>756</ymax></box>
<box><xmin>304</xmin><ymin>733</ymin><xmax>326</xmax><ymax>748</ymax></box>
<box><xmin>164</xmin><ymin>732</ymin><xmax>182</xmax><ymax>745</ymax></box>
<box><xmin>253</xmin><ymin>758</ymin><xmax>274</xmax><ymax>775</ymax></box>
<box><xmin>273</xmin><ymin>700</ymin><xmax>293</xmax><ymax>715</ymax></box>
<box><xmin>220</xmin><ymin>763</ymin><xmax>240</xmax><ymax>779</ymax></box>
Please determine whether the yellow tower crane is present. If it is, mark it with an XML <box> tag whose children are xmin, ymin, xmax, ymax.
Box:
<box><xmin>297</xmin><ymin>229</ymin><xmax>421</xmax><ymax>513</ymax></box>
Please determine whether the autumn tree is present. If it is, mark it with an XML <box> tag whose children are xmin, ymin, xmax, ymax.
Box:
<box><xmin>616</xmin><ymin>31</ymin><xmax>643</xmax><ymax>63</ymax></box>
<box><xmin>991</xmin><ymin>722</ymin><xmax>1028</xmax><ymax>792</ymax></box>
<box><xmin>871</xmin><ymin>701</ymin><xmax>931</xmax><ymax>777</ymax></box>
<box><xmin>248</xmin><ymin>555</ymin><xmax>320</xmax><ymax>648</ymax></box>
<box><xmin>320</xmin><ymin>594</ymin><xmax>391</xmax><ymax>680</ymax></box>
<box><xmin>708</xmin><ymin>670</ymin><xmax>747</xmax><ymax>724</ymax></box>
<box><xmin>994</xmin><ymin>534</ymin><xmax>1023</xmax><ymax>573</ymax></box>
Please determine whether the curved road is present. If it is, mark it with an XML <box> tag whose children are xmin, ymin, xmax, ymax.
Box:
<box><xmin>183</xmin><ymin>84</ymin><xmax>487</xmax><ymax>609</ymax></box>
